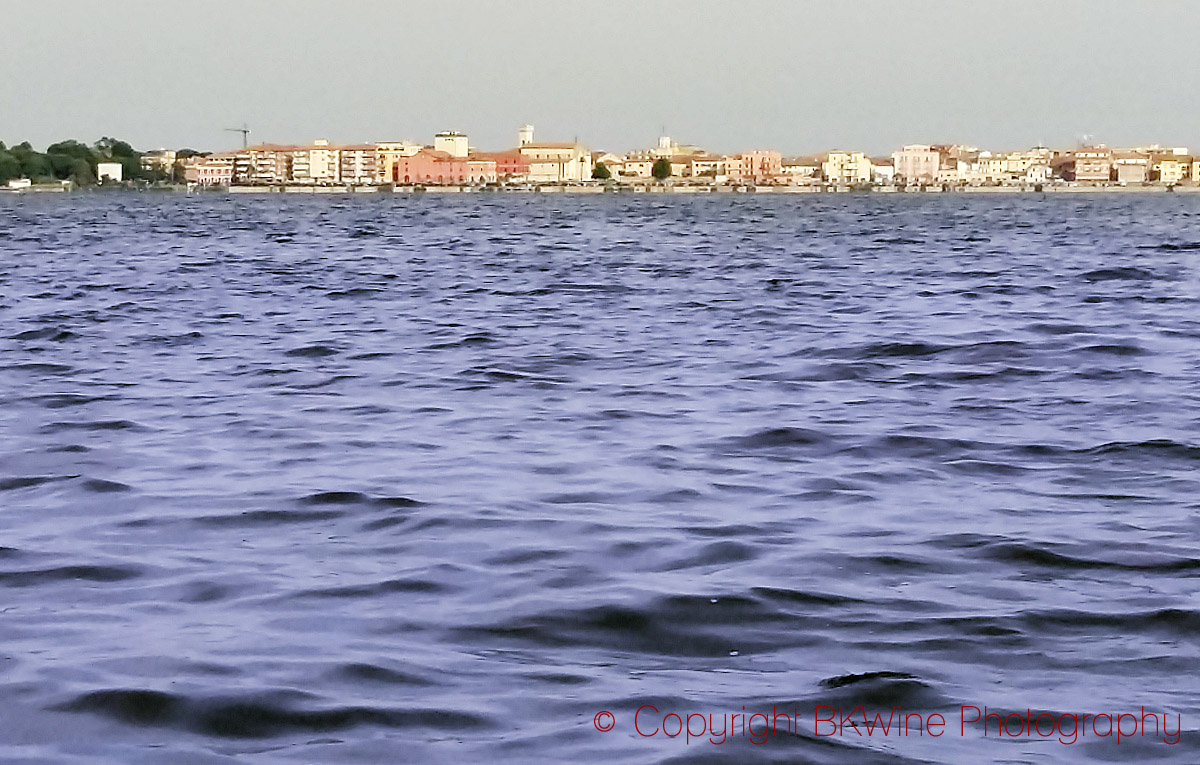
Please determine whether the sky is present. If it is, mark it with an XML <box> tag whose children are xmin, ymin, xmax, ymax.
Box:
<box><xmin>3</xmin><ymin>0</ymin><xmax>1199</xmax><ymax>156</ymax></box>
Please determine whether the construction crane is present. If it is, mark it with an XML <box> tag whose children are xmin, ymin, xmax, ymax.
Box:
<box><xmin>225</xmin><ymin>124</ymin><xmax>251</xmax><ymax>148</ymax></box>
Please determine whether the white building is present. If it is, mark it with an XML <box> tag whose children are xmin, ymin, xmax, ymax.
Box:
<box><xmin>292</xmin><ymin>140</ymin><xmax>340</xmax><ymax>184</ymax></box>
<box><xmin>517</xmin><ymin>126</ymin><xmax>591</xmax><ymax>182</ymax></box>
<box><xmin>97</xmin><ymin>162</ymin><xmax>123</xmax><ymax>182</ymax></box>
<box><xmin>691</xmin><ymin>156</ymin><xmax>728</xmax><ymax>182</ymax></box>
<box><xmin>871</xmin><ymin>158</ymin><xmax>896</xmax><ymax>185</ymax></box>
<box><xmin>892</xmin><ymin>145</ymin><xmax>942</xmax><ymax>184</ymax></box>
<box><xmin>434</xmin><ymin>131</ymin><xmax>470</xmax><ymax>159</ymax></box>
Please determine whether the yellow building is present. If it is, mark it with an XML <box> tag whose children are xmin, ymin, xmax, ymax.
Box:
<box><xmin>823</xmin><ymin>151</ymin><xmax>872</xmax><ymax>184</ymax></box>
<box><xmin>1157</xmin><ymin>157</ymin><xmax>1190</xmax><ymax>185</ymax></box>
<box><xmin>978</xmin><ymin>153</ymin><xmax>1013</xmax><ymax>183</ymax></box>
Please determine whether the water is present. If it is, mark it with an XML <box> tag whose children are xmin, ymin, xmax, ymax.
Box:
<box><xmin>1</xmin><ymin>193</ymin><xmax>1198</xmax><ymax>763</ymax></box>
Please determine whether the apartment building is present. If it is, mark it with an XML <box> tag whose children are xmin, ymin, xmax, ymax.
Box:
<box><xmin>234</xmin><ymin>145</ymin><xmax>293</xmax><ymax>184</ymax></box>
<box><xmin>338</xmin><ymin>145</ymin><xmax>377</xmax><ymax>185</ymax></box>
<box><xmin>892</xmin><ymin>145</ymin><xmax>942</xmax><ymax>184</ymax></box>
<box><xmin>823</xmin><ymin>151</ymin><xmax>872</xmax><ymax>184</ymax></box>
<box><xmin>1074</xmin><ymin>147</ymin><xmax>1114</xmax><ymax>182</ymax></box>
<box><xmin>290</xmin><ymin>140</ymin><xmax>340</xmax><ymax>184</ymax></box>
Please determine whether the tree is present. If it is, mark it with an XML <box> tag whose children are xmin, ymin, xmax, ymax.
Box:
<box><xmin>46</xmin><ymin>140</ymin><xmax>93</xmax><ymax>161</ymax></box>
<box><xmin>11</xmin><ymin>144</ymin><xmax>50</xmax><ymax>180</ymax></box>
<box><xmin>652</xmin><ymin>157</ymin><xmax>671</xmax><ymax>180</ymax></box>
<box><xmin>592</xmin><ymin>162</ymin><xmax>611</xmax><ymax>180</ymax></box>
<box><xmin>0</xmin><ymin>150</ymin><xmax>21</xmax><ymax>183</ymax></box>
<box><xmin>95</xmin><ymin>136</ymin><xmax>136</xmax><ymax>158</ymax></box>
<box><xmin>69</xmin><ymin>158</ymin><xmax>95</xmax><ymax>185</ymax></box>
<box><xmin>45</xmin><ymin>140</ymin><xmax>97</xmax><ymax>181</ymax></box>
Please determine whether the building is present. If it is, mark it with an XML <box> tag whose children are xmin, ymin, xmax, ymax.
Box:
<box><xmin>977</xmin><ymin>152</ymin><xmax>1013</xmax><ymax>183</ymax></box>
<box><xmin>1155</xmin><ymin>155</ymin><xmax>1190</xmax><ymax>185</ymax></box>
<box><xmin>690</xmin><ymin>156</ymin><xmax>727</xmax><ymax>181</ymax></box>
<box><xmin>434</xmin><ymin>131</ymin><xmax>470</xmax><ymax>158</ymax></box>
<box><xmin>591</xmin><ymin>152</ymin><xmax>624</xmax><ymax>180</ymax></box>
<box><xmin>289</xmin><ymin>140</ymin><xmax>340</xmax><ymax>184</ymax></box>
<box><xmin>1008</xmin><ymin>147</ymin><xmax>1055</xmax><ymax>174</ymax></box>
<box><xmin>233</xmin><ymin>145</ymin><xmax>293</xmax><ymax>184</ymax></box>
<box><xmin>185</xmin><ymin>154</ymin><xmax>235</xmax><ymax>186</ymax></box>
<box><xmin>465</xmin><ymin>157</ymin><xmax>499</xmax><ymax>184</ymax></box>
<box><xmin>652</xmin><ymin>136</ymin><xmax>676</xmax><ymax>158</ymax></box>
<box><xmin>140</xmin><ymin>150</ymin><xmax>177</xmax><ymax>175</ymax></box>
<box><xmin>1074</xmin><ymin>147</ymin><xmax>1113</xmax><ymax>183</ymax></box>
<box><xmin>738</xmin><ymin>151</ymin><xmax>783</xmax><ymax>183</ymax></box>
<box><xmin>97</xmin><ymin>162</ymin><xmax>123</xmax><ymax>182</ymax></box>
<box><xmin>822</xmin><ymin>151</ymin><xmax>872</xmax><ymax>184</ymax></box>
<box><xmin>721</xmin><ymin>150</ymin><xmax>783</xmax><ymax>185</ymax></box>
<box><xmin>646</xmin><ymin>135</ymin><xmax>704</xmax><ymax>159</ymax></box>
<box><xmin>340</xmin><ymin>145</ymin><xmax>378</xmax><ymax>185</ymax></box>
<box><xmin>375</xmin><ymin>142</ymin><xmax>423</xmax><ymax>184</ymax></box>
<box><xmin>871</xmin><ymin>157</ymin><xmax>896</xmax><ymax>185</ymax></box>
<box><xmin>780</xmin><ymin>158</ymin><xmax>820</xmax><ymax>185</ymax></box>
<box><xmin>620</xmin><ymin>158</ymin><xmax>653</xmax><ymax>178</ymax></box>
<box><xmin>938</xmin><ymin>145</ymin><xmax>982</xmax><ymax>184</ymax></box>
<box><xmin>892</xmin><ymin>145</ymin><xmax>942</xmax><ymax>184</ymax></box>
<box><xmin>1024</xmin><ymin>162</ymin><xmax>1053</xmax><ymax>185</ymax></box>
<box><xmin>391</xmin><ymin>148</ymin><xmax>496</xmax><ymax>185</ymax></box>
<box><xmin>473</xmin><ymin>150</ymin><xmax>530</xmax><ymax>182</ymax></box>
<box><xmin>669</xmin><ymin>156</ymin><xmax>691</xmax><ymax>178</ymax></box>
<box><xmin>516</xmin><ymin>126</ymin><xmax>591</xmax><ymax>182</ymax></box>
<box><xmin>1114</xmin><ymin>151</ymin><xmax>1150</xmax><ymax>184</ymax></box>
<box><xmin>975</xmin><ymin>147</ymin><xmax>1056</xmax><ymax>184</ymax></box>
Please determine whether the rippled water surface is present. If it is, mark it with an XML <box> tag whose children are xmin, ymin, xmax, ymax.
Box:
<box><xmin>2</xmin><ymin>193</ymin><xmax>1200</xmax><ymax>763</ymax></box>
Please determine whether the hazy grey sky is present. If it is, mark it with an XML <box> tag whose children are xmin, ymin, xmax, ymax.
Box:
<box><xmin>4</xmin><ymin>0</ymin><xmax>1199</xmax><ymax>155</ymax></box>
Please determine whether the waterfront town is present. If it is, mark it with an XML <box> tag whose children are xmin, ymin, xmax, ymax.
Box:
<box><xmin>5</xmin><ymin>125</ymin><xmax>1200</xmax><ymax>192</ymax></box>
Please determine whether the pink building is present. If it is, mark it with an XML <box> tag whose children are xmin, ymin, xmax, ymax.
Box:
<box><xmin>475</xmin><ymin>150</ymin><xmax>530</xmax><ymax>181</ymax></box>
<box><xmin>728</xmin><ymin>151</ymin><xmax>782</xmax><ymax>184</ymax></box>
<box><xmin>392</xmin><ymin>149</ymin><xmax>497</xmax><ymax>185</ymax></box>
<box><xmin>185</xmin><ymin>154</ymin><xmax>235</xmax><ymax>186</ymax></box>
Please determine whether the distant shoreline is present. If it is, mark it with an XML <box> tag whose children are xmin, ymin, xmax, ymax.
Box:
<box><xmin>6</xmin><ymin>183</ymin><xmax>1200</xmax><ymax>196</ymax></box>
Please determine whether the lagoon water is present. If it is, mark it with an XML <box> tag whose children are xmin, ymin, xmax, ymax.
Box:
<box><xmin>1</xmin><ymin>194</ymin><xmax>1199</xmax><ymax>763</ymax></box>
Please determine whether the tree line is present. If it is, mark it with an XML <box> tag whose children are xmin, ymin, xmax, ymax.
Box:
<box><xmin>0</xmin><ymin>138</ymin><xmax>200</xmax><ymax>186</ymax></box>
